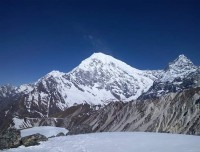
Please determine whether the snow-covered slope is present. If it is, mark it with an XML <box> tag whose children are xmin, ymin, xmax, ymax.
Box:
<box><xmin>21</xmin><ymin>126</ymin><xmax>68</xmax><ymax>138</ymax></box>
<box><xmin>3</xmin><ymin>132</ymin><xmax>200</xmax><ymax>152</ymax></box>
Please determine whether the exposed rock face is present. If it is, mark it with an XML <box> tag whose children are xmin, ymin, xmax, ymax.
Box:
<box><xmin>0</xmin><ymin>85</ymin><xmax>20</xmax><ymax>114</ymax></box>
<box><xmin>2</xmin><ymin>88</ymin><xmax>200</xmax><ymax>136</ymax></box>
<box><xmin>139</xmin><ymin>69</ymin><xmax>200</xmax><ymax>100</ymax></box>
<box><xmin>67</xmin><ymin>124</ymin><xmax>93</xmax><ymax>135</ymax></box>
<box><xmin>21</xmin><ymin>133</ymin><xmax>48</xmax><ymax>147</ymax></box>
<box><xmin>56</xmin><ymin>132</ymin><xmax>65</xmax><ymax>137</ymax></box>
<box><xmin>0</xmin><ymin>128</ymin><xmax>21</xmax><ymax>150</ymax></box>
<box><xmin>50</xmin><ymin>87</ymin><xmax>200</xmax><ymax>135</ymax></box>
<box><xmin>90</xmin><ymin>88</ymin><xmax>200</xmax><ymax>135</ymax></box>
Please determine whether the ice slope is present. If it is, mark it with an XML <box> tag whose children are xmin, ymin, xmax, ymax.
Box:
<box><xmin>3</xmin><ymin>132</ymin><xmax>200</xmax><ymax>152</ymax></box>
<box><xmin>20</xmin><ymin>126</ymin><xmax>68</xmax><ymax>138</ymax></box>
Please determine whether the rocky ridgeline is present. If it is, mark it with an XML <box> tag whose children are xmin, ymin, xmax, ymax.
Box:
<box><xmin>13</xmin><ymin>87</ymin><xmax>200</xmax><ymax>136</ymax></box>
<box><xmin>0</xmin><ymin>128</ymin><xmax>21</xmax><ymax>150</ymax></box>
<box><xmin>0</xmin><ymin>126</ymin><xmax>92</xmax><ymax>150</ymax></box>
<box><xmin>44</xmin><ymin>88</ymin><xmax>200</xmax><ymax>135</ymax></box>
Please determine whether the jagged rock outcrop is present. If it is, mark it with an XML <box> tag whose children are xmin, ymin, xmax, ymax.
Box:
<box><xmin>21</xmin><ymin>133</ymin><xmax>48</xmax><ymax>147</ymax></box>
<box><xmin>0</xmin><ymin>128</ymin><xmax>21</xmax><ymax>150</ymax></box>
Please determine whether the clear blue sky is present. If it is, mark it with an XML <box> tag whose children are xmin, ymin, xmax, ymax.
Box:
<box><xmin>0</xmin><ymin>0</ymin><xmax>200</xmax><ymax>86</ymax></box>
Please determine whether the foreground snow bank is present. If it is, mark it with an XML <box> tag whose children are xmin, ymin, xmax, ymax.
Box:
<box><xmin>4</xmin><ymin>132</ymin><xmax>200</xmax><ymax>152</ymax></box>
<box><xmin>21</xmin><ymin>126</ymin><xmax>68</xmax><ymax>138</ymax></box>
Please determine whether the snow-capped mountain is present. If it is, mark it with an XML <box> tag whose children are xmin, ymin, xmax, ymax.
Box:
<box><xmin>161</xmin><ymin>54</ymin><xmax>198</xmax><ymax>82</ymax></box>
<box><xmin>67</xmin><ymin>53</ymin><xmax>155</xmax><ymax>101</ymax></box>
<box><xmin>3</xmin><ymin>53</ymin><xmax>157</xmax><ymax>118</ymax></box>
<box><xmin>139</xmin><ymin>55</ymin><xmax>200</xmax><ymax>99</ymax></box>
<box><xmin>0</xmin><ymin>53</ymin><xmax>199</xmax><ymax>120</ymax></box>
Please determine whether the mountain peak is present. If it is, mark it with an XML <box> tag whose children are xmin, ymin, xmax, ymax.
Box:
<box><xmin>168</xmin><ymin>54</ymin><xmax>194</xmax><ymax>69</ymax></box>
<box><xmin>68</xmin><ymin>52</ymin><xmax>154</xmax><ymax>101</ymax></box>
<box><xmin>77</xmin><ymin>52</ymin><xmax>140</xmax><ymax>72</ymax></box>
<box><xmin>161</xmin><ymin>54</ymin><xmax>197</xmax><ymax>82</ymax></box>
<box><xmin>176</xmin><ymin>54</ymin><xmax>192</xmax><ymax>63</ymax></box>
<box><xmin>178</xmin><ymin>54</ymin><xmax>187</xmax><ymax>59</ymax></box>
<box><xmin>45</xmin><ymin>70</ymin><xmax>64</xmax><ymax>78</ymax></box>
<box><xmin>90</xmin><ymin>52</ymin><xmax>110</xmax><ymax>58</ymax></box>
<box><xmin>48</xmin><ymin>70</ymin><xmax>63</xmax><ymax>75</ymax></box>
<box><xmin>89</xmin><ymin>52</ymin><xmax>116</xmax><ymax>63</ymax></box>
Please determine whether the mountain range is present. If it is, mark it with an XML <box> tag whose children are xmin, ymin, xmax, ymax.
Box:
<box><xmin>0</xmin><ymin>52</ymin><xmax>200</xmax><ymax>134</ymax></box>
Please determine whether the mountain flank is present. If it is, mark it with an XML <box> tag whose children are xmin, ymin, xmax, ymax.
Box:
<box><xmin>0</xmin><ymin>53</ymin><xmax>199</xmax><ymax>135</ymax></box>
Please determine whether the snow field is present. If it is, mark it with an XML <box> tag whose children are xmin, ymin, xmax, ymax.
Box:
<box><xmin>3</xmin><ymin>132</ymin><xmax>200</xmax><ymax>152</ymax></box>
<box><xmin>20</xmin><ymin>126</ymin><xmax>68</xmax><ymax>138</ymax></box>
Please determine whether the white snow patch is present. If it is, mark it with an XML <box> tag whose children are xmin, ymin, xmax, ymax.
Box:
<box><xmin>21</xmin><ymin>126</ymin><xmax>68</xmax><ymax>138</ymax></box>
<box><xmin>3</xmin><ymin>132</ymin><xmax>200</xmax><ymax>152</ymax></box>
<box><xmin>17</xmin><ymin>84</ymin><xmax>33</xmax><ymax>93</ymax></box>
<box><xmin>12</xmin><ymin>118</ymin><xmax>26</xmax><ymax>129</ymax></box>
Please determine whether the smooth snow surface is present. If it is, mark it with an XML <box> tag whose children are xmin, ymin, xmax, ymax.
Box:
<box><xmin>21</xmin><ymin>126</ymin><xmax>68</xmax><ymax>138</ymax></box>
<box><xmin>4</xmin><ymin>132</ymin><xmax>200</xmax><ymax>152</ymax></box>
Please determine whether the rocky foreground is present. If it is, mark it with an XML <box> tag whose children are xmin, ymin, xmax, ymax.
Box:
<box><xmin>0</xmin><ymin>127</ymin><xmax>68</xmax><ymax>150</ymax></box>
